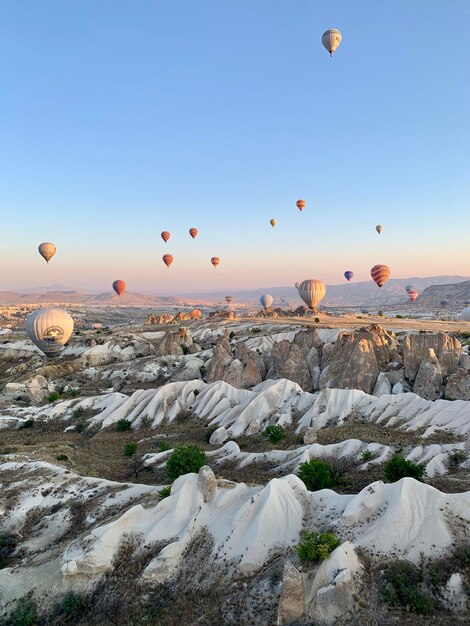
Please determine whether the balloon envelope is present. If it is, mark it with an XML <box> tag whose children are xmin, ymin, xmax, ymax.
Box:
<box><xmin>161</xmin><ymin>231</ymin><xmax>170</xmax><ymax>243</ymax></box>
<box><xmin>405</xmin><ymin>285</ymin><xmax>414</xmax><ymax>294</ymax></box>
<box><xmin>211</xmin><ymin>257</ymin><xmax>220</xmax><ymax>268</ymax></box>
<box><xmin>344</xmin><ymin>271</ymin><xmax>354</xmax><ymax>282</ymax></box>
<box><xmin>461</xmin><ymin>307</ymin><xmax>470</xmax><ymax>322</ymax></box>
<box><xmin>26</xmin><ymin>307</ymin><xmax>74</xmax><ymax>357</ymax></box>
<box><xmin>440</xmin><ymin>299</ymin><xmax>449</xmax><ymax>306</ymax></box>
<box><xmin>225</xmin><ymin>295</ymin><xmax>232</xmax><ymax>304</ymax></box>
<box><xmin>38</xmin><ymin>242</ymin><xmax>56</xmax><ymax>263</ymax></box>
<box><xmin>112</xmin><ymin>280</ymin><xmax>126</xmax><ymax>296</ymax></box>
<box><xmin>270</xmin><ymin>218</ymin><xmax>277</xmax><ymax>227</ymax></box>
<box><xmin>298</xmin><ymin>279</ymin><xmax>326</xmax><ymax>309</ymax></box>
<box><xmin>280</xmin><ymin>296</ymin><xmax>286</xmax><ymax>303</ymax></box>
<box><xmin>260</xmin><ymin>294</ymin><xmax>273</xmax><ymax>310</ymax></box>
<box><xmin>370</xmin><ymin>264</ymin><xmax>390</xmax><ymax>288</ymax></box>
<box><xmin>294</xmin><ymin>282</ymin><xmax>300</xmax><ymax>290</ymax></box>
<box><xmin>408</xmin><ymin>290</ymin><xmax>418</xmax><ymax>302</ymax></box>
<box><xmin>376</xmin><ymin>225</ymin><xmax>384</xmax><ymax>235</ymax></box>
<box><xmin>163</xmin><ymin>254</ymin><xmax>174</xmax><ymax>268</ymax></box>
<box><xmin>322</xmin><ymin>29</ymin><xmax>342</xmax><ymax>56</ymax></box>
<box><xmin>189</xmin><ymin>228</ymin><xmax>198</xmax><ymax>239</ymax></box>
<box><xmin>296</xmin><ymin>199</ymin><xmax>306</xmax><ymax>211</ymax></box>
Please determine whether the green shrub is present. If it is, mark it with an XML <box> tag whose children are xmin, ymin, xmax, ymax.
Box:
<box><xmin>384</xmin><ymin>455</ymin><xmax>425</xmax><ymax>482</ymax></box>
<box><xmin>158</xmin><ymin>485</ymin><xmax>172</xmax><ymax>500</ymax></box>
<box><xmin>250</xmin><ymin>327</ymin><xmax>262</xmax><ymax>334</ymax></box>
<box><xmin>60</xmin><ymin>591</ymin><xmax>86</xmax><ymax>618</ymax></box>
<box><xmin>47</xmin><ymin>392</ymin><xmax>60</xmax><ymax>402</ymax></box>
<box><xmin>166</xmin><ymin>444</ymin><xmax>207</xmax><ymax>481</ymax></box>
<box><xmin>396</xmin><ymin>314</ymin><xmax>403</xmax><ymax>319</ymax></box>
<box><xmin>378</xmin><ymin>311</ymin><xmax>384</xmax><ymax>316</ymax></box>
<box><xmin>56</xmin><ymin>454</ymin><xmax>69</xmax><ymax>462</ymax></box>
<box><xmin>263</xmin><ymin>424</ymin><xmax>285</xmax><ymax>443</ymax></box>
<box><xmin>297</xmin><ymin>459</ymin><xmax>335</xmax><ymax>491</ymax></box>
<box><xmin>158</xmin><ymin>441</ymin><xmax>171</xmax><ymax>452</ymax></box>
<box><xmin>383</xmin><ymin>561</ymin><xmax>435</xmax><ymax>614</ymax></box>
<box><xmin>68</xmin><ymin>388</ymin><xmax>79</xmax><ymax>398</ymax></box>
<box><xmin>124</xmin><ymin>442</ymin><xmax>138</xmax><ymax>458</ymax></box>
<box><xmin>116</xmin><ymin>418</ymin><xmax>132</xmax><ymax>432</ymax></box>
<box><xmin>19</xmin><ymin>419</ymin><xmax>34</xmax><ymax>429</ymax></box>
<box><xmin>181</xmin><ymin>344</ymin><xmax>189</xmax><ymax>355</ymax></box>
<box><xmin>296</xmin><ymin>530</ymin><xmax>340</xmax><ymax>563</ymax></box>
<box><xmin>361</xmin><ymin>449</ymin><xmax>373</xmax><ymax>462</ymax></box>
<box><xmin>314</xmin><ymin>317</ymin><xmax>320</xmax><ymax>323</ymax></box>
<box><xmin>0</xmin><ymin>532</ymin><xmax>17</xmax><ymax>569</ymax></box>
<box><xmin>8</xmin><ymin>596</ymin><xmax>38</xmax><ymax>626</ymax></box>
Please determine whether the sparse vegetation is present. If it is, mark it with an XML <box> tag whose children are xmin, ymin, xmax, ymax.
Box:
<box><xmin>56</xmin><ymin>454</ymin><xmax>69</xmax><ymax>461</ymax></box>
<box><xmin>181</xmin><ymin>344</ymin><xmax>190</xmax><ymax>355</ymax></box>
<box><xmin>158</xmin><ymin>485</ymin><xmax>172</xmax><ymax>500</ymax></box>
<box><xmin>0</xmin><ymin>532</ymin><xmax>17</xmax><ymax>569</ymax></box>
<box><xmin>361</xmin><ymin>449</ymin><xmax>373</xmax><ymax>462</ymax></box>
<box><xmin>384</xmin><ymin>455</ymin><xmax>425</xmax><ymax>482</ymax></box>
<box><xmin>296</xmin><ymin>530</ymin><xmax>340</xmax><ymax>563</ymax></box>
<box><xmin>297</xmin><ymin>458</ymin><xmax>336</xmax><ymax>491</ymax></box>
<box><xmin>4</xmin><ymin>596</ymin><xmax>38</xmax><ymax>626</ymax></box>
<box><xmin>250</xmin><ymin>327</ymin><xmax>262</xmax><ymax>334</ymax></box>
<box><xmin>116</xmin><ymin>418</ymin><xmax>132</xmax><ymax>432</ymax></box>
<box><xmin>158</xmin><ymin>441</ymin><xmax>171</xmax><ymax>452</ymax></box>
<box><xmin>382</xmin><ymin>560</ymin><xmax>435</xmax><ymax>614</ymax></box>
<box><xmin>263</xmin><ymin>424</ymin><xmax>285</xmax><ymax>443</ymax></box>
<box><xmin>166</xmin><ymin>444</ymin><xmax>207</xmax><ymax>481</ymax></box>
<box><xmin>124</xmin><ymin>442</ymin><xmax>138</xmax><ymax>458</ymax></box>
<box><xmin>47</xmin><ymin>392</ymin><xmax>60</xmax><ymax>402</ymax></box>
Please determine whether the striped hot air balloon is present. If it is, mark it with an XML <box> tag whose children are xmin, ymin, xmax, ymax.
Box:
<box><xmin>408</xmin><ymin>290</ymin><xmax>418</xmax><ymax>302</ymax></box>
<box><xmin>296</xmin><ymin>199</ymin><xmax>306</xmax><ymax>212</ymax></box>
<box><xmin>112</xmin><ymin>280</ymin><xmax>126</xmax><ymax>296</ymax></box>
<box><xmin>189</xmin><ymin>228</ymin><xmax>198</xmax><ymax>239</ymax></box>
<box><xmin>163</xmin><ymin>254</ymin><xmax>174</xmax><ymax>268</ymax></box>
<box><xmin>260</xmin><ymin>294</ymin><xmax>273</xmax><ymax>310</ymax></box>
<box><xmin>298</xmin><ymin>279</ymin><xmax>326</xmax><ymax>310</ymax></box>
<box><xmin>38</xmin><ymin>242</ymin><xmax>57</xmax><ymax>263</ymax></box>
<box><xmin>211</xmin><ymin>257</ymin><xmax>220</xmax><ymax>268</ymax></box>
<box><xmin>370</xmin><ymin>264</ymin><xmax>391</xmax><ymax>288</ymax></box>
<box><xmin>161</xmin><ymin>231</ymin><xmax>170</xmax><ymax>243</ymax></box>
<box><xmin>344</xmin><ymin>271</ymin><xmax>354</xmax><ymax>282</ymax></box>
<box><xmin>322</xmin><ymin>29</ymin><xmax>342</xmax><ymax>56</ymax></box>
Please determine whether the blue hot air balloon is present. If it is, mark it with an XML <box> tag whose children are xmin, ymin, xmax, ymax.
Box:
<box><xmin>344</xmin><ymin>271</ymin><xmax>354</xmax><ymax>282</ymax></box>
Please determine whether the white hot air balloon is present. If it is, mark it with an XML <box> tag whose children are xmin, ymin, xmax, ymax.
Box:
<box><xmin>322</xmin><ymin>29</ymin><xmax>342</xmax><ymax>56</ymax></box>
<box><xmin>260</xmin><ymin>294</ymin><xmax>273</xmax><ymax>310</ymax></box>
<box><xmin>26</xmin><ymin>307</ymin><xmax>74</xmax><ymax>357</ymax></box>
<box><xmin>38</xmin><ymin>242</ymin><xmax>57</xmax><ymax>263</ymax></box>
<box><xmin>461</xmin><ymin>307</ymin><xmax>470</xmax><ymax>322</ymax></box>
<box><xmin>298</xmin><ymin>279</ymin><xmax>326</xmax><ymax>310</ymax></box>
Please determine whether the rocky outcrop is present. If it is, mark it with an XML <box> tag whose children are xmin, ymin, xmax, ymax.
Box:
<box><xmin>277</xmin><ymin>561</ymin><xmax>304</xmax><ymax>625</ymax></box>
<box><xmin>267</xmin><ymin>341</ymin><xmax>311</xmax><ymax>390</ymax></box>
<box><xmin>320</xmin><ymin>337</ymin><xmax>380</xmax><ymax>394</ymax></box>
<box><xmin>206</xmin><ymin>332</ymin><xmax>265</xmax><ymax>389</ymax></box>
<box><xmin>445</xmin><ymin>369</ymin><xmax>470</xmax><ymax>401</ymax></box>
<box><xmin>413</xmin><ymin>349</ymin><xmax>443</xmax><ymax>400</ymax></box>
<box><xmin>25</xmin><ymin>375</ymin><xmax>50</xmax><ymax>404</ymax></box>
<box><xmin>404</xmin><ymin>333</ymin><xmax>461</xmax><ymax>381</ymax></box>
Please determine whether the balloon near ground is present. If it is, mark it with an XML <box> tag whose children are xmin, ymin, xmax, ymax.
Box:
<box><xmin>376</xmin><ymin>225</ymin><xmax>384</xmax><ymax>235</ymax></box>
<box><xmin>161</xmin><ymin>231</ymin><xmax>170</xmax><ymax>243</ymax></box>
<box><xmin>296</xmin><ymin>199</ymin><xmax>306</xmax><ymax>212</ymax></box>
<box><xmin>112</xmin><ymin>280</ymin><xmax>126</xmax><ymax>296</ymax></box>
<box><xmin>260</xmin><ymin>294</ymin><xmax>273</xmax><ymax>310</ymax></box>
<box><xmin>344</xmin><ymin>271</ymin><xmax>354</xmax><ymax>282</ymax></box>
<box><xmin>408</xmin><ymin>290</ymin><xmax>418</xmax><ymax>302</ymax></box>
<box><xmin>461</xmin><ymin>307</ymin><xmax>470</xmax><ymax>322</ymax></box>
<box><xmin>322</xmin><ymin>29</ymin><xmax>342</xmax><ymax>56</ymax></box>
<box><xmin>38</xmin><ymin>242</ymin><xmax>57</xmax><ymax>264</ymax></box>
<box><xmin>370</xmin><ymin>264</ymin><xmax>391</xmax><ymax>288</ymax></box>
<box><xmin>163</xmin><ymin>254</ymin><xmax>174</xmax><ymax>268</ymax></box>
<box><xmin>189</xmin><ymin>228</ymin><xmax>198</xmax><ymax>239</ymax></box>
<box><xmin>26</xmin><ymin>307</ymin><xmax>74</xmax><ymax>357</ymax></box>
<box><xmin>270</xmin><ymin>219</ymin><xmax>277</xmax><ymax>228</ymax></box>
<box><xmin>298</xmin><ymin>279</ymin><xmax>326</xmax><ymax>310</ymax></box>
<box><xmin>225</xmin><ymin>295</ymin><xmax>233</xmax><ymax>305</ymax></box>
<box><xmin>211</xmin><ymin>257</ymin><xmax>220</xmax><ymax>268</ymax></box>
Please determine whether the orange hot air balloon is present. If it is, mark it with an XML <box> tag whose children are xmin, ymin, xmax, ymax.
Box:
<box><xmin>296</xmin><ymin>199</ymin><xmax>306</xmax><ymax>212</ymax></box>
<box><xmin>189</xmin><ymin>227</ymin><xmax>198</xmax><ymax>239</ymax></box>
<box><xmin>270</xmin><ymin>218</ymin><xmax>277</xmax><ymax>228</ymax></box>
<box><xmin>161</xmin><ymin>231</ymin><xmax>170</xmax><ymax>243</ymax></box>
<box><xmin>112</xmin><ymin>280</ymin><xmax>126</xmax><ymax>296</ymax></box>
<box><xmin>163</xmin><ymin>254</ymin><xmax>174</xmax><ymax>268</ymax></box>
<box><xmin>370</xmin><ymin>264</ymin><xmax>391</xmax><ymax>288</ymax></box>
<box><xmin>211</xmin><ymin>257</ymin><xmax>220</xmax><ymax>268</ymax></box>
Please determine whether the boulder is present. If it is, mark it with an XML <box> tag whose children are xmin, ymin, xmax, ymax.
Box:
<box><xmin>412</xmin><ymin>348</ymin><xmax>443</xmax><ymax>400</ymax></box>
<box><xmin>267</xmin><ymin>340</ymin><xmax>312</xmax><ymax>390</ymax></box>
<box><xmin>404</xmin><ymin>332</ymin><xmax>461</xmax><ymax>381</ymax></box>
<box><xmin>25</xmin><ymin>375</ymin><xmax>50</xmax><ymax>404</ymax></box>
<box><xmin>197</xmin><ymin>466</ymin><xmax>218</xmax><ymax>504</ymax></box>
<box><xmin>320</xmin><ymin>337</ymin><xmax>379</xmax><ymax>395</ymax></box>
<box><xmin>277</xmin><ymin>560</ymin><xmax>304</xmax><ymax>625</ymax></box>
<box><xmin>445</xmin><ymin>368</ymin><xmax>470</xmax><ymax>401</ymax></box>
<box><xmin>303</xmin><ymin>426</ymin><xmax>317</xmax><ymax>445</ymax></box>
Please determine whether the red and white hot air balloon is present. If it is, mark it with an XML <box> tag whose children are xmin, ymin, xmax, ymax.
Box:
<box><xmin>408</xmin><ymin>290</ymin><xmax>418</xmax><ymax>302</ymax></box>
<box><xmin>163</xmin><ymin>254</ymin><xmax>174</xmax><ymax>268</ymax></box>
<box><xmin>296</xmin><ymin>199</ymin><xmax>306</xmax><ymax>212</ymax></box>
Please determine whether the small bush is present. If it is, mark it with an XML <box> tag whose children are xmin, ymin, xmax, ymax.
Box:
<box><xmin>250</xmin><ymin>327</ymin><xmax>262</xmax><ymax>334</ymax></box>
<box><xmin>383</xmin><ymin>561</ymin><xmax>435</xmax><ymax>614</ymax></box>
<box><xmin>263</xmin><ymin>424</ymin><xmax>285</xmax><ymax>443</ymax></box>
<box><xmin>396</xmin><ymin>314</ymin><xmax>403</xmax><ymax>319</ymax></box>
<box><xmin>68</xmin><ymin>388</ymin><xmax>79</xmax><ymax>398</ymax></box>
<box><xmin>7</xmin><ymin>596</ymin><xmax>38</xmax><ymax>626</ymax></box>
<box><xmin>116</xmin><ymin>418</ymin><xmax>132</xmax><ymax>432</ymax></box>
<box><xmin>193</xmin><ymin>388</ymin><xmax>200</xmax><ymax>396</ymax></box>
<box><xmin>361</xmin><ymin>449</ymin><xmax>373</xmax><ymax>462</ymax></box>
<box><xmin>296</xmin><ymin>530</ymin><xmax>340</xmax><ymax>563</ymax></box>
<box><xmin>166</xmin><ymin>444</ymin><xmax>207</xmax><ymax>481</ymax></box>
<box><xmin>72</xmin><ymin>406</ymin><xmax>85</xmax><ymax>419</ymax></box>
<box><xmin>19</xmin><ymin>419</ymin><xmax>34</xmax><ymax>430</ymax></box>
<box><xmin>124</xmin><ymin>442</ymin><xmax>138</xmax><ymax>458</ymax></box>
<box><xmin>448</xmin><ymin>449</ymin><xmax>467</xmax><ymax>466</ymax></box>
<box><xmin>158</xmin><ymin>441</ymin><xmax>171</xmax><ymax>452</ymax></box>
<box><xmin>158</xmin><ymin>485</ymin><xmax>172</xmax><ymax>500</ymax></box>
<box><xmin>384</xmin><ymin>455</ymin><xmax>425</xmax><ymax>482</ymax></box>
<box><xmin>297</xmin><ymin>459</ymin><xmax>335</xmax><ymax>491</ymax></box>
<box><xmin>56</xmin><ymin>454</ymin><xmax>69</xmax><ymax>462</ymax></box>
<box><xmin>0</xmin><ymin>532</ymin><xmax>17</xmax><ymax>569</ymax></box>
<box><xmin>314</xmin><ymin>317</ymin><xmax>320</xmax><ymax>323</ymax></box>
<box><xmin>378</xmin><ymin>311</ymin><xmax>384</xmax><ymax>316</ymax></box>
<box><xmin>181</xmin><ymin>344</ymin><xmax>189</xmax><ymax>355</ymax></box>
<box><xmin>60</xmin><ymin>591</ymin><xmax>86</xmax><ymax>618</ymax></box>
<box><xmin>47</xmin><ymin>392</ymin><xmax>60</xmax><ymax>402</ymax></box>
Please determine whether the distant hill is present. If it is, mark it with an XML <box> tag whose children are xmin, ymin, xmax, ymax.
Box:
<box><xmin>419</xmin><ymin>280</ymin><xmax>470</xmax><ymax>305</ymax></box>
<box><xmin>0</xmin><ymin>290</ymin><xmax>178</xmax><ymax>306</ymax></box>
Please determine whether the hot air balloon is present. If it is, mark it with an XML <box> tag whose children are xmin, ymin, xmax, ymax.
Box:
<box><xmin>344</xmin><ymin>271</ymin><xmax>354</xmax><ymax>282</ymax></box>
<box><xmin>163</xmin><ymin>254</ymin><xmax>174</xmax><ymax>268</ymax></box>
<box><xmin>376</xmin><ymin>225</ymin><xmax>384</xmax><ymax>235</ymax></box>
<box><xmin>270</xmin><ymin>219</ymin><xmax>277</xmax><ymax>228</ymax></box>
<box><xmin>298</xmin><ymin>279</ymin><xmax>326</xmax><ymax>310</ymax></box>
<box><xmin>408</xmin><ymin>290</ymin><xmax>418</xmax><ymax>302</ymax></box>
<box><xmin>26</xmin><ymin>307</ymin><xmax>74</xmax><ymax>357</ymax></box>
<box><xmin>461</xmin><ymin>307</ymin><xmax>470</xmax><ymax>322</ymax></box>
<box><xmin>189</xmin><ymin>228</ymin><xmax>198</xmax><ymax>239</ymax></box>
<box><xmin>370</xmin><ymin>264</ymin><xmax>391</xmax><ymax>288</ymax></box>
<box><xmin>38</xmin><ymin>242</ymin><xmax>56</xmax><ymax>264</ymax></box>
<box><xmin>322</xmin><ymin>29</ymin><xmax>342</xmax><ymax>56</ymax></box>
<box><xmin>211</xmin><ymin>257</ymin><xmax>220</xmax><ymax>268</ymax></box>
<box><xmin>112</xmin><ymin>280</ymin><xmax>126</xmax><ymax>296</ymax></box>
<box><xmin>295</xmin><ymin>282</ymin><xmax>300</xmax><ymax>289</ymax></box>
<box><xmin>296</xmin><ymin>199</ymin><xmax>306</xmax><ymax>212</ymax></box>
<box><xmin>280</xmin><ymin>296</ymin><xmax>286</xmax><ymax>303</ymax></box>
<box><xmin>161</xmin><ymin>231</ymin><xmax>170</xmax><ymax>243</ymax></box>
<box><xmin>440</xmin><ymin>299</ymin><xmax>449</xmax><ymax>307</ymax></box>
<box><xmin>405</xmin><ymin>285</ymin><xmax>414</xmax><ymax>294</ymax></box>
<box><xmin>225</xmin><ymin>295</ymin><xmax>233</xmax><ymax>305</ymax></box>
<box><xmin>260</xmin><ymin>294</ymin><xmax>273</xmax><ymax>310</ymax></box>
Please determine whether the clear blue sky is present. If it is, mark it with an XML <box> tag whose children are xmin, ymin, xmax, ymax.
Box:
<box><xmin>1</xmin><ymin>0</ymin><xmax>469</xmax><ymax>293</ymax></box>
